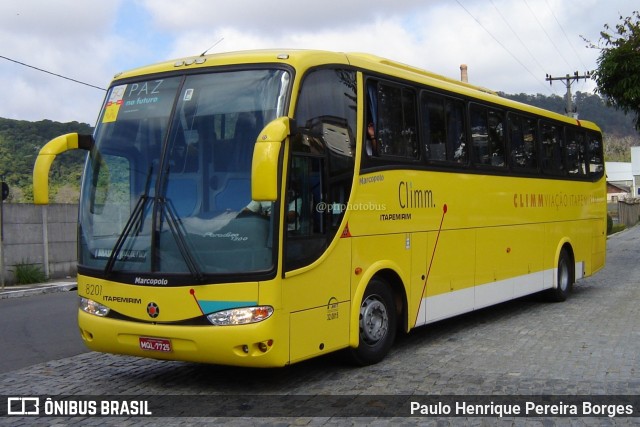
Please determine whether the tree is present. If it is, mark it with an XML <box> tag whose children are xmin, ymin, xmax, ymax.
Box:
<box><xmin>590</xmin><ymin>11</ymin><xmax>640</xmax><ymax>131</ymax></box>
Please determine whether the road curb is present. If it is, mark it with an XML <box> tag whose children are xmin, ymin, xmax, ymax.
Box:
<box><xmin>0</xmin><ymin>282</ymin><xmax>77</xmax><ymax>300</ymax></box>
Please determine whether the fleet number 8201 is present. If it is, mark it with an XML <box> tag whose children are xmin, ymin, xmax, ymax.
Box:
<box><xmin>85</xmin><ymin>283</ymin><xmax>103</xmax><ymax>296</ymax></box>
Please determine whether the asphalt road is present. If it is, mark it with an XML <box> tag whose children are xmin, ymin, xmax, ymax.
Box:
<box><xmin>0</xmin><ymin>291</ymin><xmax>87</xmax><ymax>373</ymax></box>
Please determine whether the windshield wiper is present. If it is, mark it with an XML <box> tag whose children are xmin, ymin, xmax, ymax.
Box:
<box><xmin>159</xmin><ymin>198</ymin><xmax>203</xmax><ymax>281</ymax></box>
<box><xmin>102</xmin><ymin>163</ymin><xmax>203</xmax><ymax>281</ymax></box>
<box><xmin>104</xmin><ymin>166</ymin><xmax>153</xmax><ymax>276</ymax></box>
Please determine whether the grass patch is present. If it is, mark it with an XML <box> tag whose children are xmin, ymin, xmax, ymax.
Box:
<box><xmin>608</xmin><ymin>224</ymin><xmax>626</xmax><ymax>236</ymax></box>
<box><xmin>12</xmin><ymin>261</ymin><xmax>47</xmax><ymax>285</ymax></box>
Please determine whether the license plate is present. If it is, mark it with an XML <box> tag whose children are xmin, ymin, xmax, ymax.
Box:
<box><xmin>139</xmin><ymin>337</ymin><xmax>172</xmax><ymax>352</ymax></box>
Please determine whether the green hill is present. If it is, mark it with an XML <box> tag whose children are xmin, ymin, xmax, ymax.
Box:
<box><xmin>0</xmin><ymin>118</ymin><xmax>91</xmax><ymax>203</ymax></box>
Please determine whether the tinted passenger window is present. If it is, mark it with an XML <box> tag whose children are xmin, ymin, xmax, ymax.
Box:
<box><xmin>565</xmin><ymin>129</ymin><xmax>586</xmax><ymax>176</ymax></box>
<box><xmin>367</xmin><ymin>81</ymin><xmax>418</xmax><ymax>159</ymax></box>
<box><xmin>509</xmin><ymin>114</ymin><xmax>537</xmax><ymax>170</ymax></box>
<box><xmin>470</xmin><ymin>105</ymin><xmax>505</xmax><ymax>167</ymax></box>
<box><xmin>541</xmin><ymin>122</ymin><xmax>565</xmax><ymax>174</ymax></box>
<box><xmin>421</xmin><ymin>93</ymin><xmax>466</xmax><ymax>163</ymax></box>
<box><xmin>587</xmin><ymin>132</ymin><xmax>604</xmax><ymax>177</ymax></box>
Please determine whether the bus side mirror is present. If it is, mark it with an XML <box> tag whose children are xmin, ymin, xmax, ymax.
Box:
<box><xmin>33</xmin><ymin>133</ymin><xmax>93</xmax><ymax>205</ymax></box>
<box><xmin>251</xmin><ymin>117</ymin><xmax>291</xmax><ymax>202</ymax></box>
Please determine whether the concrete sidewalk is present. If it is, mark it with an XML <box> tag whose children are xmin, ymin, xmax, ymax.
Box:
<box><xmin>0</xmin><ymin>280</ymin><xmax>77</xmax><ymax>299</ymax></box>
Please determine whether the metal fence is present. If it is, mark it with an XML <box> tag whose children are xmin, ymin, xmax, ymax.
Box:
<box><xmin>618</xmin><ymin>198</ymin><xmax>640</xmax><ymax>228</ymax></box>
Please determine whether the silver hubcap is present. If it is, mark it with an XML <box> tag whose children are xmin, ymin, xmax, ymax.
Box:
<box><xmin>558</xmin><ymin>259</ymin><xmax>569</xmax><ymax>292</ymax></box>
<box><xmin>360</xmin><ymin>295</ymin><xmax>388</xmax><ymax>344</ymax></box>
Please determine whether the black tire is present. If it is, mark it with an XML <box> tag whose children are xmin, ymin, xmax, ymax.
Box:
<box><xmin>349</xmin><ymin>277</ymin><xmax>397</xmax><ymax>366</ymax></box>
<box><xmin>546</xmin><ymin>248</ymin><xmax>573</xmax><ymax>302</ymax></box>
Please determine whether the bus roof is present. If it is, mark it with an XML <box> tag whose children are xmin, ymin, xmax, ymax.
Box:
<box><xmin>111</xmin><ymin>49</ymin><xmax>351</xmax><ymax>81</ymax></box>
<box><xmin>111</xmin><ymin>49</ymin><xmax>600</xmax><ymax>132</ymax></box>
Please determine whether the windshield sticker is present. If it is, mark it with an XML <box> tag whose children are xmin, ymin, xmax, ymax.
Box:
<box><xmin>92</xmin><ymin>248</ymin><xmax>147</xmax><ymax>262</ymax></box>
<box><xmin>102</xmin><ymin>79</ymin><xmax>176</xmax><ymax>123</ymax></box>
<box><xmin>102</xmin><ymin>84</ymin><xmax>127</xmax><ymax>123</ymax></box>
<box><xmin>123</xmin><ymin>81</ymin><xmax>163</xmax><ymax>108</ymax></box>
<box><xmin>203</xmin><ymin>231</ymin><xmax>249</xmax><ymax>242</ymax></box>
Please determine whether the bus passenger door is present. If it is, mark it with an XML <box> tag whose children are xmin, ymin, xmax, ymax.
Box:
<box><xmin>284</xmin><ymin>153</ymin><xmax>352</xmax><ymax>364</ymax></box>
<box><xmin>283</xmin><ymin>67</ymin><xmax>357</xmax><ymax>363</ymax></box>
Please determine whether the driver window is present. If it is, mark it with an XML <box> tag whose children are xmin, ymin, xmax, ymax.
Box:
<box><xmin>286</xmin><ymin>67</ymin><xmax>356</xmax><ymax>271</ymax></box>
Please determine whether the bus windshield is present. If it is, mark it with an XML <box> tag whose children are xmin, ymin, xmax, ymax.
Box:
<box><xmin>79</xmin><ymin>69</ymin><xmax>291</xmax><ymax>279</ymax></box>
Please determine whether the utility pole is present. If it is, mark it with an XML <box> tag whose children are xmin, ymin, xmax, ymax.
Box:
<box><xmin>545</xmin><ymin>71</ymin><xmax>592</xmax><ymax>118</ymax></box>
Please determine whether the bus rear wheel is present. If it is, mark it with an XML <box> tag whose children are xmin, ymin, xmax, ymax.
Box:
<box><xmin>349</xmin><ymin>278</ymin><xmax>397</xmax><ymax>366</ymax></box>
<box><xmin>547</xmin><ymin>248</ymin><xmax>573</xmax><ymax>302</ymax></box>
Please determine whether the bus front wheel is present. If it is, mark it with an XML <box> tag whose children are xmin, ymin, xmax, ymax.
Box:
<box><xmin>349</xmin><ymin>278</ymin><xmax>397</xmax><ymax>366</ymax></box>
<box><xmin>547</xmin><ymin>248</ymin><xmax>573</xmax><ymax>302</ymax></box>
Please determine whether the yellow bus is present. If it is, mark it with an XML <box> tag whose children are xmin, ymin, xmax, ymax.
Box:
<box><xmin>33</xmin><ymin>50</ymin><xmax>606</xmax><ymax>367</ymax></box>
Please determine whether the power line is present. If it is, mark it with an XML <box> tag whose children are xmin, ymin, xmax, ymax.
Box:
<box><xmin>454</xmin><ymin>0</ymin><xmax>552</xmax><ymax>94</ymax></box>
<box><xmin>543</xmin><ymin>0</ymin><xmax>588</xmax><ymax>71</ymax></box>
<box><xmin>0</xmin><ymin>55</ymin><xmax>106</xmax><ymax>91</ymax></box>
<box><xmin>542</xmin><ymin>0</ymin><xmax>591</xmax><ymax>95</ymax></box>
<box><xmin>489</xmin><ymin>0</ymin><xmax>548</xmax><ymax>79</ymax></box>
<box><xmin>522</xmin><ymin>0</ymin><xmax>573</xmax><ymax>70</ymax></box>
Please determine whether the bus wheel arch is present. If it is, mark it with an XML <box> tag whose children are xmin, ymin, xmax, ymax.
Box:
<box><xmin>349</xmin><ymin>270</ymin><xmax>406</xmax><ymax>366</ymax></box>
<box><xmin>372</xmin><ymin>269</ymin><xmax>407</xmax><ymax>333</ymax></box>
<box><xmin>547</xmin><ymin>243</ymin><xmax>575</xmax><ymax>302</ymax></box>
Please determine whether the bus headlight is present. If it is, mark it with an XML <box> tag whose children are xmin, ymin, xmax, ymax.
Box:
<box><xmin>206</xmin><ymin>306</ymin><xmax>273</xmax><ymax>326</ymax></box>
<box><xmin>79</xmin><ymin>297</ymin><xmax>110</xmax><ymax>317</ymax></box>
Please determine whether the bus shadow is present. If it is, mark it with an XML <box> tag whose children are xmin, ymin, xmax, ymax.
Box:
<box><xmin>393</xmin><ymin>283</ymin><xmax>598</xmax><ymax>353</ymax></box>
<box><xmin>395</xmin><ymin>294</ymin><xmax>542</xmax><ymax>349</ymax></box>
<box><xmin>134</xmin><ymin>286</ymin><xmax>598</xmax><ymax>393</ymax></box>
<box><xmin>136</xmin><ymin>352</ymin><xmax>351</xmax><ymax>394</ymax></box>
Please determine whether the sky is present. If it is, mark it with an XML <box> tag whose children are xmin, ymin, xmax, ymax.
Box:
<box><xmin>0</xmin><ymin>0</ymin><xmax>637</xmax><ymax>125</ymax></box>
